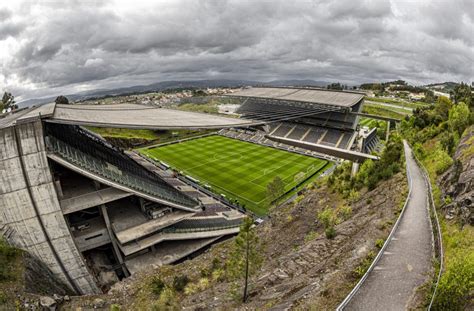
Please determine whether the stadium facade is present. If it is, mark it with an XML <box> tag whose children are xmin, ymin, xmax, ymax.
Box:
<box><xmin>0</xmin><ymin>87</ymin><xmax>379</xmax><ymax>294</ymax></box>
<box><xmin>0</xmin><ymin>106</ymin><xmax>246</xmax><ymax>294</ymax></box>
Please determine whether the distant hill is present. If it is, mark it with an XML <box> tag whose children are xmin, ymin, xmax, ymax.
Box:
<box><xmin>424</xmin><ymin>82</ymin><xmax>459</xmax><ymax>92</ymax></box>
<box><xmin>17</xmin><ymin>79</ymin><xmax>332</xmax><ymax>108</ymax></box>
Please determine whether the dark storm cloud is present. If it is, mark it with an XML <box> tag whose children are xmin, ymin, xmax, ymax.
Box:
<box><xmin>0</xmin><ymin>0</ymin><xmax>473</xmax><ymax>100</ymax></box>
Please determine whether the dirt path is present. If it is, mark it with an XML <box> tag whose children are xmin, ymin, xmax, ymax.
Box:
<box><xmin>343</xmin><ymin>141</ymin><xmax>433</xmax><ymax>310</ymax></box>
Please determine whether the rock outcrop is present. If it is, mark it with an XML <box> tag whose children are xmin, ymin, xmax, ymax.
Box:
<box><xmin>439</xmin><ymin>125</ymin><xmax>474</xmax><ymax>225</ymax></box>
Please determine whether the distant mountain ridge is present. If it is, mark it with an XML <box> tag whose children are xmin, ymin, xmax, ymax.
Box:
<box><xmin>17</xmin><ymin>79</ymin><xmax>331</xmax><ymax>108</ymax></box>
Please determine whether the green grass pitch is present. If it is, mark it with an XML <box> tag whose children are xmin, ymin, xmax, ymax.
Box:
<box><xmin>139</xmin><ymin>135</ymin><xmax>330</xmax><ymax>216</ymax></box>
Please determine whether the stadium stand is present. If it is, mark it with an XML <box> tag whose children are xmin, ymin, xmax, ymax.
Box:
<box><xmin>224</xmin><ymin>87</ymin><xmax>365</xmax><ymax>155</ymax></box>
<box><xmin>45</xmin><ymin>123</ymin><xmax>200</xmax><ymax>210</ymax></box>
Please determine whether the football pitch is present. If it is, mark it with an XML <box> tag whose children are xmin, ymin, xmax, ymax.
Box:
<box><xmin>139</xmin><ymin>135</ymin><xmax>331</xmax><ymax>215</ymax></box>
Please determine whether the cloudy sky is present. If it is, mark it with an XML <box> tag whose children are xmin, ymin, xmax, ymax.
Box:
<box><xmin>0</xmin><ymin>0</ymin><xmax>473</xmax><ymax>101</ymax></box>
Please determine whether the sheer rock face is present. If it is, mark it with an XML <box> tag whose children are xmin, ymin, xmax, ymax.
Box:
<box><xmin>440</xmin><ymin>125</ymin><xmax>474</xmax><ymax>225</ymax></box>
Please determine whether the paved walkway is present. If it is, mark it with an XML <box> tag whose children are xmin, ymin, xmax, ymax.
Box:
<box><xmin>345</xmin><ymin>141</ymin><xmax>433</xmax><ymax>310</ymax></box>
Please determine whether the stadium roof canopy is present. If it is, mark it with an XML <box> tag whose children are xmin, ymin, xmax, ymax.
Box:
<box><xmin>227</xmin><ymin>87</ymin><xmax>364</xmax><ymax>108</ymax></box>
<box><xmin>1</xmin><ymin>103</ymin><xmax>263</xmax><ymax>130</ymax></box>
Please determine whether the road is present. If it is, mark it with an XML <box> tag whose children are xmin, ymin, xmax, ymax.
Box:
<box><xmin>344</xmin><ymin>141</ymin><xmax>433</xmax><ymax>310</ymax></box>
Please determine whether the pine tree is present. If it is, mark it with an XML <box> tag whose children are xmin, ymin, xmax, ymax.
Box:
<box><xmin>227</xmin><ymin>217</ymin><xmax>263</xmax><ymax>303</ymax></box>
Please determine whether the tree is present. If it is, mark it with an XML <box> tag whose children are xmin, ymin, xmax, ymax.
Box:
<box><xmin>452</xmin><ymin>82</ymin><xmax>472</xmax><ymax>107</ymax></box>
<box><xmin>227</xmin><ymin>217</ymin><xmax>263</xmax><ymax>302</ymax></box>
<box><xmin>55</xmin><ymin>95</ymin><xmax>69</xmax><ymax>105</ymax></box>
<box><xmin>434</xmin><ymin>96</ymin><xmax>452</xmax><ymax>121</ymax></box>
<box><xmin>1</xmin><ymin>92</ymin><xmax>16</xmax><ymax>112</ymax></box>
<box><xmin>266</xmin><ymin>176</ymin><xmax>285</xmax><ymax>204</ymax></box>
<box><xmin>448</xmin><ymin>102</ymin><xmax>470</xmax><ymax>136</ymax></box>
<box><xmin>327</xmin><ymin>82</ymin><xmax>343</xmax><ymax>90</ymax></box>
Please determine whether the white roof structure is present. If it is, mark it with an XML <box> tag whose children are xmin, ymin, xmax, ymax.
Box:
<box><xmin>1</xmin><ymin>103</ymin><xmax>262</xmax><ymax>129</ymax></box>
<box><xmin>228</xmin><ymin>87</ymin><xmax>364</xmax><ymax>107</ymax></box>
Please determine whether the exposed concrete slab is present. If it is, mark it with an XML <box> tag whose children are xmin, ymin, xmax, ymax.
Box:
<box><xmin>72</xmin><ymin>217</ymin><xmax>110</xmax><ymax>252</ymax></box>
<box><xmin>107</xmin><ymin>203</ymin><xmax>193</xmax><ymax>244</ymax></box>
<box><xmin>126</xmin><ymin>237</ymin><xmax>221</xmax><ymax>274</ymax></box>
<box><xmin>119</xmin><ymin>227</ymin><xmax>240</xmax><ymax>256</ymax></box>
<box><xmin>60</xmin><ymin>187</ymin><xmax>132</xmax><ymax>215</ymax></box>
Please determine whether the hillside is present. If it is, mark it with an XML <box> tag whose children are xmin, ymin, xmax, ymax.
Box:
<box><xmin>61</xmin><ymin>172</ymin><xmax>407</xmax><ymax>310</ymax></box>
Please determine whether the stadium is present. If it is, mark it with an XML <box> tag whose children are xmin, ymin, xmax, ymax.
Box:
<box><xmin>0</xmin><ymin>86</ymin><xmax>384</xmax><ymax>294</ymax></box>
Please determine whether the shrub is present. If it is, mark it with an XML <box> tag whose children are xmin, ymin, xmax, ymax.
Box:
<box><xmin>353</xmin><ymin>251</ymin><xmax>376</xmax><ymax>278</ymax></box>
<box><xmin>304</xmin><ymin>231</ymin><xmax>318</xmax><ymax>243</ymax></box>
<box><xmin>325</xmin><ymin>226</ymin><xmax>336</xmax><ymax>239</ymax></box>
<box><xmin>150</xmin><ymin>277</ymin><xmax>166</xmax><ymax>296</ymax></box>
<box><xmin>172</xmin><ymin>275</ymin><xmax>189</xmax><ymax>292</ymax></box>
<box><xmin>375</xmin><ymin>239</ymin><xmax>384</xmax><ymax>249</ymax></box>
<box><xmin>318</xmin><ymin>207</ymin><xmax>336</xmax><ymax>228</ymax></box>
<box><xmin>338</xmin><ymin>204</ymin><xmax>352</xmax><ymax>221</ymax></box>
<box><xmin>0</xmin><ymin>292</ymin><xmax>7</xmax><ymax>305</ymax></box>
<box><xmin>0</xmin><ymin>239</ymin><xmax>19</xmax><ymax>281</ymax></box>
<box><xmin>432</xmin><ymin>251</ymin><xmax>474</xmax><ymax>310</ymax></box>
<box><xmin>211</xmin><ymin>268</ymin><xmax>225</xmax><ymax>282</ymax></box>
<box><xmin>152</xmin><ymin>287</ymin><xmax>179</xmax><ymax>311</ymax></box>
<box><xmin>110</xmin><ymin>304</ymin><xmax>121</xmax><ymax>311</ymax></box>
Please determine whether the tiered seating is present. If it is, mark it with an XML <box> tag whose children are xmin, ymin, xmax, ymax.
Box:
<box><xmin>272</xmin><ymin>123</ymin><xmax>293</xmax><ymax>137</ymax></box>
<box><xmin>165</xmin><ymin>217</ymin><xmax>242</xmax><ymax>233</ymax></box>
<box><xmin>287</xmin><ymin>125</ymin><xmax>307</xmax><ymax>140</ymax></box>
<box><xmin>45</xmin><ymin>123</ymin><xmax>199</xmax><ymax>209</ymax></box>
<box><xmin>337</xmin><ymin>132</ymin><xmax>353</xmax><ymax>149</ymax></box>
<box><xmin>321</xmin><ymin>130</ymin><xmax>343</xmax><ymax>146</ymax></box>
<box><xmin>303</xmin><ymin>128</ymin><xmax>326</xmax><ymax>143</ymax></box>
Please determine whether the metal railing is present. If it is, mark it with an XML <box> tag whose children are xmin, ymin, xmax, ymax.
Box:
<box><xmin>411</xmin><ymin>147</ymin><xmax>444</xmax><ymax>310</ymax></box>
<box><xmin>336</xmin><ymin>140</ymin><xmax>414</xmax><ymax>310</ymax></box>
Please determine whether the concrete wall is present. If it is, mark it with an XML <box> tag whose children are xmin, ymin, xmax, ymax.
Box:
<box><xmin>0</xmin><ymin>121</ymin><xmax>100</xmax><ymax>294</ymax></box>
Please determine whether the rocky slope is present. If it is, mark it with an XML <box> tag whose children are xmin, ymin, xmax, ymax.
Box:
<box><xmin>439</xmin><ymin>125</ymin><xmax>474</xmax><ymax>225</ymax></box>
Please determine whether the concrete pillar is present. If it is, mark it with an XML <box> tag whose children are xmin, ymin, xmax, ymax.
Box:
<box><xmin>100</xmin><ymin>204</ymin><xmax>130</xmax><ymax>277</ymax></box>
<box><xmin>385</xmin><ymin>121</ymin><xmax>391</xmax><ymax>142</ymax></box>
<box><xmin>351</xmin><ymin>162</ymin><xmax>360</xmax><ymax>177</ymax></box>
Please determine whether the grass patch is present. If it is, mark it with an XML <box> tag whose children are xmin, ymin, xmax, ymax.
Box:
<box><xmin>86</xmin><ymin>127</ymin><xmax>160</xmax><ymax>140</ymax></box>
<box><xmin>0</xmin><ymin>239</ymin><xmax>20</xmax><ymax>282</ymax></box>
<box><xmin>363</xmin><ymin>104</ymin><xmax>408</xmax><ymax>120</ymax></box>
<box><xmin>364</xmin><ymin>103</ymin><xmax>411</xmax><ymax>116</ymax></box>
<box><xmin>140</xmin><ymin>135</ymin><xmax>329</xmax><ymax>215</ymax></box>
<box><xmin>365</xmin><ymin>96</ymin><xmax>429</xmax><ymax>109</ymax></box>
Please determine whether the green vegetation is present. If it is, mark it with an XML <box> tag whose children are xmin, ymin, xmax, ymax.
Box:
<box><xmin>227</xmin><ymin>217</ymin><xmax>263</xmax><ymax>302</ymax></box>
<box><xmin>375</xmin><ymin>239</ymin><xmax>385</xmax><ymax>249</ymax></box>
<box><xmin>177</xmin><ymin>102</ymin><xmax>219</xmax><ymax>114</ymax></box>
<box><xmin>318</xmin><ymin>207</ymin><xmax>337</xmax><ymax>229</ymax></box>
<box><xmin>363</xmin><ymin>104</ymin><xmax>407</xmax><ymax>120</ymax></box>
<box><xmin>400</xmin><ymin>94</ymin><xmax>473</xmax><ymax>309</ymax></box>
<box><xmin>150</xmin><ymin>277</ymin><xmax>166</xmax><ymax>296</ymax></box>
<box><xmin>1</xmin><ymin>92</ymin><xmax>17</xmax><ymax>112</ymax></box>
<box><xmin>365</xmin><ymin>96</ymin><xmax>429</xmax><ymax>109</ymax></box>
<box><xmin>87</xmin><ymin>127</ymin><xmax>214</xmax><ymax>147</ymax></box>
<box><xmin>353</xmin><ymin>251</ymin><xmax>376</xmax><ymax>278</ymax></box>
<box><xmin>266</xmin><ymin>176</ymin><xmax>285</xmax><ymax>204</ymax></box>
<box><xmin>140</xmin><ymin>135</ymin><xmax>330</xmax><ymax>215</ymax></box>
<box><xmin>172</xmin><ymin>275</ymin><xmax>190</xmax><ymax>292</ymax></box>
<box><xmin>87</xmin><ymin>127</ymin><xmax>160</xmax><ymax>140</ymax></box>
<box><xmin>0</xmin><ymin>239</ymin><xmax>20</xmax><ymax>282</ymax></box>
<box><xmin>329</xmin><ymin>134</ymin><xmax>404</xmax><ymax>195</ymax></box>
